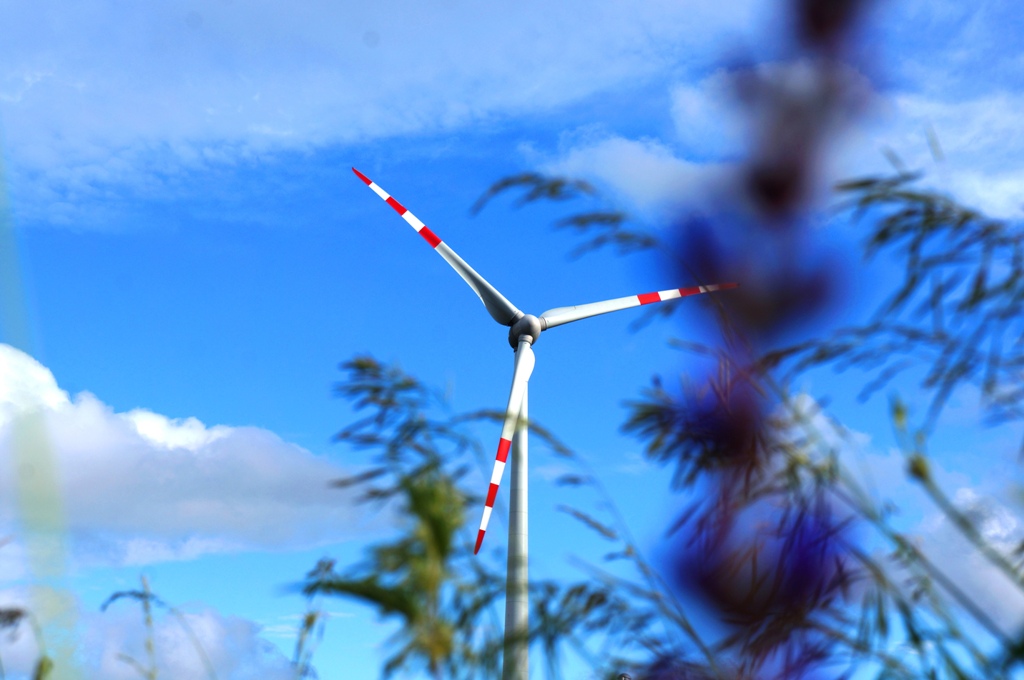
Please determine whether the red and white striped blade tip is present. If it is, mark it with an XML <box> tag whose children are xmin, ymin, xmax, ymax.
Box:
<box><xmin>474</xmin><ymin>434</ymin><xmax>512</xmax><ymax>556</ymax></box>
<box><xmin>473</xmin><ymin>344</ymin><xmax>534</xmax><ymax>555</ymax></box>
<box><xmin>474</xmin><ymin>530</ymin><xmax>485</xmax><ymax>555</ymax></box>
<box><xmin>352</xmin><ymin>167</ymin><xmax>372</xmax><ymax>185</ymax></box>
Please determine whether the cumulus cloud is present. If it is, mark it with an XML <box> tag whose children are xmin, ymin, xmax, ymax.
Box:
<box><xmin>0</xmin><ymin>587</ymin><xmax>295</xmax><ymax>680</ymax></box>
<box><xmin>0</xmin><ymin>344</ymin><xmax>363</xmax><ymax>567</ymax></box>
<box><xmin>0</xmin><ymin>345</ymin><xmax>68</xmax><ymax>415</ymax></box>
<box><xmin>91</xmin><ymin>606</ymin><xmax>294</xmax><ymax>680</ymax></box>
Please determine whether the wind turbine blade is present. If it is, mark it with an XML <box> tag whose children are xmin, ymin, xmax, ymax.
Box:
<box><xmin>353</xmin><ymin>168</ymin><xmax>523</xmax><ymax>326</ymax></box>
<box><xmin>539</xmin><ymin>283</ymin><xmax>738</xmax><ymax>330</ymax></box>
<box><xmin>475</xmin><ymin>339</ymin><xmax>535</xmax><ymax>555</ymax></box>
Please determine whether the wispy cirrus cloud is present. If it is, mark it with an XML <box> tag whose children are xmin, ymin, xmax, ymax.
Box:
<box><xmin>0</xmin><ymin>0</ymin><xmax>764</xmax><ymax>225</ymax></box>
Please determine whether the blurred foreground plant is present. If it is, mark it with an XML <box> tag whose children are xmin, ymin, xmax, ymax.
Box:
<box><xmin>316</xmin><ymin>4</ymin><xmax>1024</xmax><ymax>677</ymax></box>
<box><xmin>0</xmin><ymin>604</ymin><xmax>51</xmax><ymax>680</ymax></box>
<box><xmin>471</xmin><ymin>167</ymin><xmax>1024</xmax><ymax>680</ymax></box>
<box><xmin>314</xmin><ymin>159</ymin><xmax>1024</xmax><ymax>677</ymax></box>
<box><xmin>299</xmin><ymin>357</ymin><xmax>543</xmax><ymax>678</ymax></box>
<box><xmin>306</xmin><ymin>356</ymin><xmax>701</xmax><ymax>679</ymax></box>
<box><xmin>101</xmin><ymin>575</ymin><xmax>218</xmax><ymax>680</ymax></box>
<box><xmin>465</xmin><ymin>0</ymin><xmax>1024</xmax><ymax>672</ymax></box>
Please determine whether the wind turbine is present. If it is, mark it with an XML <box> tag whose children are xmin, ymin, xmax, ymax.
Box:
<box><xmin>353</xmin><ymin>167</ymin><xmax>736</xmax><ymax>679</ymax></box>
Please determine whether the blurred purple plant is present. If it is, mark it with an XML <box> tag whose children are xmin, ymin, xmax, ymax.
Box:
<box><xmin>650</xmin><ymin>0</ymin><xmax>875</xmax><ymax>676</ymax></box>
<box><xmin>637</xmin><ymin>657</ymin><xmax>719</xmax><ymax>680</ymax></box>
<box><xmin>671</xmin><ymin>497</ymin><xmax>852</xmax><ymax>627</ymax></box>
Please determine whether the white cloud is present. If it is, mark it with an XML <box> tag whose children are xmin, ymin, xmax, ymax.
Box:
<box><xmin>259</xmin><ymin>611</ymin><xmax>353</xmax><ymax>642</ymax></box>
<box><xmin>541</xmin><ymin>61</ymin><xmax>876</xmax><ymax>217</ymax></box>
<box><xmin>918</xmin><ymin>489</ymin><xmax>1024</xmax><ymax>632</ymax></box>
<box><xmin>772</xmin><ymin>393</ymin><xmax>1024</xmax><ymax>633</ymax></box>
<box><xmin>0</xmin><ymin>344</ymin><xmax>363</xmax><ymax>567</ymax></box>
<box><xmin>669</xmin><ymin>61</ymin><xmax>873</xmax><ymax>160</ymax></box>
<box><xmin>541</xmin><ymin>133</ymin><xmax>728</xmax><ymax>219</ymax></box>
<box><xmin>0</xmin><ymin>587</ymin><xmax>295</xmax><ymax>680</ymax></box>
<box><xmin>0</xmin><ymin>345</ymin><xmax>69</xmax><ymax>417</ymax></box>
<box><xmin>670</xmin><ymin>72</ymin><xmax>744</xmax><ymax>159</ymax></box>
<box><xmin>787</xmin><ymin>392</ymin><xmax>874</xmax><ymax>452</ymax></box>
<box><xmin>92</xmin><ymin>607</ymin><xmax>294</xmax><ymax>680</ymax></box>
<box><xmin>546</xmin><ymin>65</ymin><xmax>1024</xmax><ymax>222</ymax></box>
<box><xmin>5</xmin><ymin>0</ymin><xmax>1019</xmax><ymax>227</ymax></box>
<box><xmin>856</xmin><ymin>91</ymin><xmax>1024</xmax><ymax>218</ymax></box>
<box><xmin>0</xmin><ymin>591</ymin><xmax>41</xmax><ymax>678</ymax></box>
<box><xmin>125</xmin><ymin>410</ymin><xmax>231</xmax><ymax>451</ymax></box>
<box><xmin>0</xmin><ymin>0</ymin><xmax>764</xmax><ymax>223</ymax></box>
<box><xmin>881</xmin><ymin>0</ymin><xmax>1023</xmax><ymax>98</ymax></box>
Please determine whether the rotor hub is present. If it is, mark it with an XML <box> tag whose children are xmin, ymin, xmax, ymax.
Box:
<box><xmin>508</xmin><ymin>314</ymin><xmax>542</xmax><ymax>348</ymax></box>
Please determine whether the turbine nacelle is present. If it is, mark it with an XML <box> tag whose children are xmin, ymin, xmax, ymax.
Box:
<box><xmin>508</xmin><ymin>313</ymin><xmax>542</xmax><ymax>348</ymax></box>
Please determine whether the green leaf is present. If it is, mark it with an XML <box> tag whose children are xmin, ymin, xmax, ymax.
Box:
<box><xmin>32</xmin><ymin>656</ymin><xmax>53</xmax><ymax>680</ymax></box>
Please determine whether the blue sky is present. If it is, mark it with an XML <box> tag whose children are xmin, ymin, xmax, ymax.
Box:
<box><xmin>0</xmin><ymin>0</ymin><xmax>1022</xmax><ymax>678</ymax></box>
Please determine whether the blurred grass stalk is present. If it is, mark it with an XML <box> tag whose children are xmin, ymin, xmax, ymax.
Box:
<box><xmin>1</xmin><ymin>126</ymin><xmax>81</xmax><ymax>680</ymax></box>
